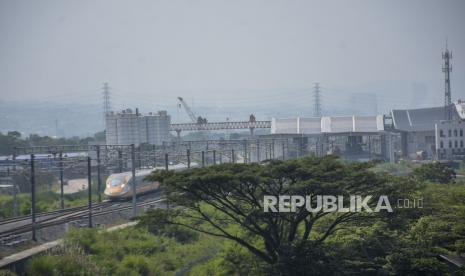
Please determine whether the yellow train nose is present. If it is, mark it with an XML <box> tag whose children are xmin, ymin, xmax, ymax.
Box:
<box><xmin>109</xmin><ymin>187</ymin><xmax>123</xmax><ymax>193</ymax></box>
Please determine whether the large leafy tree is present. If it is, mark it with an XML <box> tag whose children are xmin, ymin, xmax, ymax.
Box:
<box><xmin>411</xmin><ymin>162</ymin><xmax>456</xmax><ymax>184</ymax></box>
<box><xmin>145</xmin><ymin>156</ymin><xmax>398</xmax><ymax>274</ymax></box>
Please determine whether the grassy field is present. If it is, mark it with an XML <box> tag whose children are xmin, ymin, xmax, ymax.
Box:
<box><xmin>21</xmin><ymin>225</ymin><xmax>222</xmax><ymax>276</ymax></box>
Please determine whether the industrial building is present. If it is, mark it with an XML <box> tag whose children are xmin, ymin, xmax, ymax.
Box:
<box><xmin>435</xmin><ymin>101</ymin><xmax>465</xmax><ymax>160</ymax></box>
<box><xmin>270</xmin><ymin>115</ymin><xmax>391</xmax><ymax>161</ymax></box>
<box><xmin>105</xmin><ymin>109</ymin><xmax>171</xmax><ymax>146</ymax></box>
<box><xmin>268</xmin><ymin>105</ymin><xmax>465</xmax><ymax>162</ymax></box>
<box><xmin>271</xmin><ymin>115</ymin><xmax>385</xmax><ymax>134</ymax></box>
<box><xmin>388</xmin><ymin>102</ymin><xmax>465</xmax><ymax>160</ymax></box>
<box><xmin>389</xmin><ymin>105</ymin><xmax>455</xmax><ymax>159</ymax></box>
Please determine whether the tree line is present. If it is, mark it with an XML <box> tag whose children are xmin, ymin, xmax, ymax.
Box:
<box><xmin>0</xmin><ymin>131</ymin><xmax>105</xmax><ymax>155</ymax></box>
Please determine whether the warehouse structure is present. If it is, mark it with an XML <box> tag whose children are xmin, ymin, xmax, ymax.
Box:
<box><xmin>389</xmin><ymin>105</ymin><xmax>452</xmax><ymax>159</ymax></box>
<box><xmin>389</xmin><ymin>103</ymin><xmax>465</xmax><ymax>160</ymax></box>
<box><xmin>269</xmin><ymin>105</ymin><xmax>465</xmax><ymax>162</ymax></box>
<box><xmin>270</xmin><ymin>115</ymin><xmax>391</xmax><ymax>161</ymax></box>
<box><xmin>271</xmin><ymin>115</ymin><xmax>385</xmax><ymax>134</ymax></box>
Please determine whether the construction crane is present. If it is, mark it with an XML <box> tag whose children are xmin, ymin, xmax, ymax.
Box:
<box><xmin>177</xmin><ymin>97</ymin><xmax>207</xmax><ymax>124</ymax></box>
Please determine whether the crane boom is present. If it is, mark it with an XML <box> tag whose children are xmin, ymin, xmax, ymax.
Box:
<box><xmin>177</xmin><ymin>97</ymin><xmax>198</xmax><ymax>123</ymax></box>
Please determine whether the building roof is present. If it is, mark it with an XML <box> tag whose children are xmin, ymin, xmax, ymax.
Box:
<box><xmin>454</xmin><ymin>101</ymin><xmax>465</xmax><ymax>119</ymax></box>
<box><xmin>391</xmin><ymin>105</ymin><xmax>454</xmax><ymax>132</ymax></box>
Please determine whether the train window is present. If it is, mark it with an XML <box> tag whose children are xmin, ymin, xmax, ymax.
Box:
<box><xmin>109</xmin><ymin>175</ymin><xmax>127</xmax><ymax>187</ymax></box>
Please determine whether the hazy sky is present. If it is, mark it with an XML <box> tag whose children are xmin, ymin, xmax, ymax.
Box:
<box><xmin>1</xmin><ymin>0</ymin><xmax>464</xmax><ymax>114</ymax></box>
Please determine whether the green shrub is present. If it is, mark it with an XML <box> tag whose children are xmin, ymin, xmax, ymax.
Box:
<box><xmin>26</xmin><ymin>255</ymin><xmax>58</xmax><ymax>276</ymax></box>
<box><xmin>27</xmin><ymin>244</ymin><xmax>103</xmax><ymax>276</ymax></box>
<box><xmin>412</xmin><ymin>162</ymin><xmax>456</xmax><ymax>184</ymax></box>
<box><xmin>0</xmin><ymin>270</ymin><xmax>17</xmax><ymax>276</ymax></box>
<box><xmin>138</xmin><ymin>209</ymin><xmax>199</xmax><ymax>243</ymax></box>
<box><xmin>120</xmin><ymin>255</ymin><xmax>151</xmax><ymax>276</ymax></box>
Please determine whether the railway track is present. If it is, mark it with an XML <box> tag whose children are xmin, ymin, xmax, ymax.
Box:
<box><xmin>0</xmin><ymin>201</ymin><xmax>113</xmax><ymax>227</ymax></box>
<box><xmin>0</xmin><ymin>196</ymin><xmax>166</xmax><ymax>239</ymax></box>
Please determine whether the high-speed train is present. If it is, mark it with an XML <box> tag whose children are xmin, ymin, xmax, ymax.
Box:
<box><xmin>104</xmin><ymin>163</ymin><xmax>196</xmax><ymax>200</ymax></box>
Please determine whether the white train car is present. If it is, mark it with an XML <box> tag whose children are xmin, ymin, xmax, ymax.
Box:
<box><xmin>104</xmin><ymin>163</ymin><xmax>196</xmax><ymax>200</ymax></box>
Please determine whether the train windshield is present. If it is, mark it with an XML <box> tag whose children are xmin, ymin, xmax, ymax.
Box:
<box><xmin>109</xmin><ymin>175</ymin><xmax>128</xmax><ymax>187</ymax></box>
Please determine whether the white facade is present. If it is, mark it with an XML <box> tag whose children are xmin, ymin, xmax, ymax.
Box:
<box><xmin>435</xmin><ymin>119</ymin><xmax>465</xmax><ymax>160</ymax></box>
<box><xmin>105</xmin><ymin>114</ymin><xmax>119</xmax><ymax>145</ymax></box>
<box><xmin>106</xmin><ymin>109</ymin><xmax>171</xmax><ymax>146</ymax></box>
<box><xmin>144</xmin><ymin>111</ymin><xmax>171</xmax><ymax>145</ymax></box>
<box><xmin>271</xmin><ymin>115</ymin><xmax>384</xmax><ymax>135</ymax></box>
<box><xmin>116</xmin><ymin>111</ymin><xmax>140</xmax><ymax>145</ymax></box>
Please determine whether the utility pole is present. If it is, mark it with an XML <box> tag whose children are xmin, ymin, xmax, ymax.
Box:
<box><xmin>213</xmin><ymin>150</ymin><xmax>216</xmax><ymax>165</ymax></box>
<box><xmin>30</xmin><ymin>154</ymin><xmax>37</xmax><ymax>241</ymax></box>
<box><xmin>442</xmin><ymin>41</ymin><xmax>452</xmax><ymax>120</ymax></box>
<box><xmin>187</xmin><ymin>149</ymin><xmax>191</xmax><ymax>168</ymax></box>
<box><xmin>153</xmin><ymin>145</ymin><xmax>157</xmax><ymax>168</ymax></box>
<box><xmin>282</xmin><ymin>141</ymin><xmax>285</xmax><ymax>160</ymax></box>
<box><xmin>97</xmin><ymin>147</ymin><xmax>102</xmax><ymax>203</ymax></box>
<box><xmin>299</xmin><ymin>134</ymin><xmax>304</xmax><ymax>157</ymax></box>
<box><xmin>165</xmin><ymin>153</ymin><xmax>169</xmax><ymax>170</ymax></box>
<box><xmin>269</xmin><ymin>143</ymin><xmax>273</xmax><ymax>160</ymax></box>
<box><xmin>271</xmin><ymin>139</ymin><xmax>274</xmax><ymax>159</ymax></box>
<box><xmin>202</xmin><ymin>151</ymin><xmax>205</xmax><ymax>167</ymax></box>
<box><xmin>256</xmin><ymin>140</ymin><xmax>260</xmax><ymax>162</ymax></box>
<box><xmin>131</xmin><ymin>144</ymin><xmax>137</xmax><ymax>217</ymax></box>
<box><xmin>368</xmin><ymin>136</ymin><xmax>372</xmax><ymax>160</ymax></box>
<box><xmin>12</xmin><ymin>153</ymin><xmax>17</xmax><ymax>217</ymax></box>
<box><xmin>59</xmin><ymin>152</ymin><xmax>64</xmax><ymax>209</ymax></box>
<box><xmin>243</xmin><ymin>140</ymin><xmax>248</xmax><ymax>164</ymax></box>
<box><xmin>164</xmin><ymin>153</ymin><xmax>169</xmax><ymax>210</ymax></box>
<box><xmin>118</xmin><ymin>149</ymin><xmax>123</xmax><ymax>173</ymax></box>
<box><xmin>87</xmin><ymin>157</ymin><xmax>92</xmax><ymax>228</ymax></box>
<box><xmin>313</xmin><ymin>82</ymin><xmax>322</xmax><ymax>117</ymax></box>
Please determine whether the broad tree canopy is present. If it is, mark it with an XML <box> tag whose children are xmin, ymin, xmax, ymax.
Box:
<box><xmin>145</xmin><ymin>156</ymin><xmax>407</xmax><ymax>274</ymax></box>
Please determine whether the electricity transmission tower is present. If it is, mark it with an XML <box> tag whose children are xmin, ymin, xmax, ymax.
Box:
<box><xmin>103</xmin><ymin>82</ymin><xmax>111</xmax><ymax>127</ymax></box>
<box><xmin>442</xmin><ymin>41</ymin><xmax>452</xmax><ymax>120</ymax></box>
<box><xmin>313</xmin><ymin>82</ymin><xmax>322</xmax><ymax>117</ymax></box>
